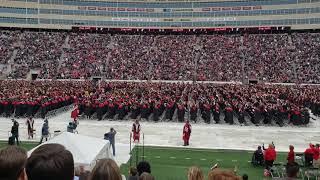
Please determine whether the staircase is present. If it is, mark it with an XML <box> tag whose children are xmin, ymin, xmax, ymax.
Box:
<box><xmin>57</xmin><ymin>35</ymin><xmax>70</xmax><ymax>73</ymax></box>
<box><xmin>146</xmin><ymin>36</ymin><xmax>159</xmax><ymax>80</ymax></box>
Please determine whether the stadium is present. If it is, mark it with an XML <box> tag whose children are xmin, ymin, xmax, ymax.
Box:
<box><xmin>0</xmin><ymin>0</ymin><xmax>320</xmax><ymax>179</ymax></box>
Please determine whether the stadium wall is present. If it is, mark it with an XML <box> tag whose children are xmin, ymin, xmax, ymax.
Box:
<box><xmin>0</xmin><ymin>0</ymin><xmax>319</xmax><ymax>29</ymax></box>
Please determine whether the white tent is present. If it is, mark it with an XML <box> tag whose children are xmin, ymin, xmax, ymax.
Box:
<box><xmin>28</xmin><ymin>132</ymin><xmax>113</xmax><ymax>170</ymax></box>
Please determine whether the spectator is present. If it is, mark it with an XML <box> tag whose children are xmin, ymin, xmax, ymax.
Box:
<box><xmin>79</xmin><ymin>171</ymin><xmax>91</xmax><ymax>180</ymax></box>
<box><xmin>128</xmin><ymin>167</ymin><xmax>139</xmax><ymax>180</ymax></box>
<box><xmin>137</xmin><ymin>161</ymin><xmax>151</xmax><ymax>176</ymax></box>
<box><xmin>208</xmin><ymin>168</ymin><xmax>241</xmax><ymax>180</ymax></box>
<box><xmin>285</xmin><ymin>162</ymin><xmax>300</xmax><ymax>179</ymax></box>
<box><xmin>0</xmin><ymin>146</ymin><xmax>28</xmax><ymax>180</ymax></box>
<box><xmin>252</xmin><ymin>146</ymin><xmax>264</xmax><ymax>166</ymax></box>
<box><xmin>139</xmin><ymin>173</ymin><xmax>155</xmax><ymax>180</ymax></box>
<box><xmin>90</xmin><ymin>158</ymin><xmax>122</xmax><ymax>180</ymax></box>
<box><xmin>26</xmin><ymin>143</ymin><xmax>74</xmax><ymax>180</ymax></box>
<box><xmin>188</xmin><ymin>166</ymin><xmax>204</xmax><ymax>180</ymax></box>
<box><xmin>273</xmin><ymin>162</ymin><xmax>300</xmax><ymax>180</ymax></box>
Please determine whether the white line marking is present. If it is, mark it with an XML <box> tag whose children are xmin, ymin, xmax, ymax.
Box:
<box><xmin>232</xmin><ymin>160</ymin><xmax>238</xmax><ymax>162</ymax></box>
<box><xmin>216</xmin><ymin>159</ymin><xmax>222</xmax><ymax>162</ymax></box>
<box><xmin>155</xmin><ymin>156</ymin><xmax>160</xmax><ymax>158</ymax></box>
<box><xmin>200</xmin><ymin>158</ymin><xmax>207</xmax><ymax>161</ymax></box>
<box><xmin>185</xmin><ymin>158</ymin><xmax>191</xmax><ymax>160</ymax></box>
<box><xmin>170</xmin><ymin>157</ymin><xmax>176</xmax><ymax>159</ymax></box>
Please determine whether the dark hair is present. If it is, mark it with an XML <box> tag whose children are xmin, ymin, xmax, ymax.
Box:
<box><xmin>26</xmin><ymin>143</ymin><xmax>74</xmax><ymax>180</ymax></box>
<box><xmin>90</xmin><ymin>158</ymin><xmax>122</xmax><ymax>180</ymax></box>
<box><xmin>242</xmin><ymin>174</ymin><xmax>248</xmax><ymax>180</ymax></box>
<box><xmin>286</xmin><ymin>162</ymin><xmax>300</xmax><ymax>178</ymax></box>
<box><xmin>0</xmin><ymin>146</ymin><xmax>27</xmax><ymax>180</ymax></box>
<box><xmin>137</xmin><ymin>161</ymin><xmax>151</xmax><ymax>176</ymax></box>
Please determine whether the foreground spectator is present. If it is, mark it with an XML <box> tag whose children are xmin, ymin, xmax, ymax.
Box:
<box><xmin>208</xmin><ymin>168</ymin><xmax>241</xmax><ymax>180</ymax></box>
<box><xmin>26</xmin><ymin>143</ymin><xmax>74</xmax><ymax>180</ymax></box>
<box><xmin>137</xmin><ymin>161</ymin><xmax>152</xmax><ymax>176</ymax></box>
<box><xmin>128</xmin><ymin>167</ymin><xmax>139</xmax><ymax>180</ymax></box>
<box><xmin>90</xmin><ymin>158</ymin><xmax>122</xmax><ymax>180</ymax></box>
<box><xmin>139</xmin><ymin>173</ymin><xmax>155</xmax><ymax>180</ymax></box>
<box><xmin>0</xmin><ymin>146</ymin><xmax>28</xmax><ymax>180</ymax></box>
<box><xmin>188</xmin><ymin>166</ymin><xmax>204</xmax><ymax>180</ymax></box>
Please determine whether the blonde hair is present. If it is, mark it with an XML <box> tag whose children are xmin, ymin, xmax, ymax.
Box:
<box><xmin>188</xmin><ymin>166</ymin><xmax>204</xmax><ymax>180</ymax></box>
<box><xmin>208</xmin><ymin>169</ymin><xmax>241</xmax><ymax>180</ymax></box>
<box><xmin>90</xmin><ymin>159</ymin><xmax>122</xmax><ymax>180</ymax></box>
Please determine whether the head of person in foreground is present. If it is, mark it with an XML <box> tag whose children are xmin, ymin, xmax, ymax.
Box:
<box><xmin>208</xmin><ymin>168</ymin><xmax>242</xmax><ymax>180</ymax></box>
<box><xmin>0</xmin><ymin>146</ymin><xmax>28</xmax><ymax>180</ymax></box>
<box><xmin>90</xmin><ymin>158</ymin><xmax>122</xmax><ymax>180</ymax></box>
<box><xmin>26</xmin><ymin>143</ymin><xmax>74</xmax><ymax>180</ymax></box>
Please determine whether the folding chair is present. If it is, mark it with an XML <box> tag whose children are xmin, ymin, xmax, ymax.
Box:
<box><xmin>305</xmin><ymin>167</ymin><xmax>320</xmax><ymax>180</ymax></box>
<box><xmin>296</xmin><ymin>153</ymin><xmax>305</xmax><ymax>167</ymax></box>
<box><xmin>270</xmin><ymin>163</ymin><xmax>283</xmax><ymax>178</ymax></box>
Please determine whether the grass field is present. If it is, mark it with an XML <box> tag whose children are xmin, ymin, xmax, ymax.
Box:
<box><xmin>120</xmin><ymin>146</ymin><xmax>289</xmax><ymax>180</ymax></box>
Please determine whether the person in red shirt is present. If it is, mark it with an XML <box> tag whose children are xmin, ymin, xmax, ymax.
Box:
<box><xmin>132</xmin><ymin>119</ymin><xmax>141</xmax><ymax>143</ymax></box>
<box><xmin>71</xmin><ymin>105</ymin><xmax>80</xmax><ymax>123</ymax></box>
<box><xmin>264</xmin><ymin>144</ymin><xmax>276</xmax><ymax>171</ymax></box>
<box><xmin>313</xmin><ymin>144</ymin><xmax>320</xmax><ymax>168</ymax></box>
<box><xmin>287</xmin><ymin>145</ymin><xmax>295</xmax><ymax>165</ymax></box>
<box><xmin>182</xmin><ymin>120</ymin><xmax>192</xmax><ymax>146</ymax></box>
<box><xmin>305</xmin><ymin>143</ymin><xmax>315</xmax><ymax>167</ymax></box>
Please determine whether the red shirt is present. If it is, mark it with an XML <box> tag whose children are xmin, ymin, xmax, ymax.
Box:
<box><xmin>265</xmin><ymin>148</ymin><xmax>277</xmax><ymax>161</ymax></box>
<box><xmin>287</xmin><ymin>150</ymin><xmax>295</xmax><ymax>164</ymax></box>
<box><xmin>313</xmin><ymin>147</ymin><xmax>319</xmax><ymax>160</ymax></box>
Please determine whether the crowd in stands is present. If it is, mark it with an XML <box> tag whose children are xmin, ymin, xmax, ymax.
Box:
<box><xmin>0</xmin><ymin>30</ymin><xmax>320</xmax><ymax>83</ymax></box>
<box><xmin>8</xmin><ymin>32</ymin><xmax>66</xmax><ymax>79</ymax></box>
<box><xmin>59</xmin><ymin>33</ymin><xmax>111</xmax><ymax>79</ymax></box>
<box><xmin>1</xmin><ymin>80</ymin><xmax>319</xmax><ymax>126</ymax></box>
<box><xmin>0</xmin><ymin>31</ymin><xmax>18</xmax><ymax>64</ymax></box>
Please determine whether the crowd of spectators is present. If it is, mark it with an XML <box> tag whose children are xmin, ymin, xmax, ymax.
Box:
<box><xmin>0</xmin><ymin>30</ymin><xmax>19</xmax><ymax>64</ymax></box>
<box><xmin>244</xmin><ymin>34</ymin><xmax>295</xmax><ymax>82</ymax></box>
<box><xmin>0</xmin><ymin>80</ymin><xmax>319</xmax><ymax>126</ymax></box>
<box><xmin>198</xmin><ymin>35</ymin><xmax>243</xmax><ymax>81</ymax></box>
<box><xmin>108</xmin><ymin>35</ymin><xmax>155</xmax><ymax>80</ymax></box>
<box><xmin>9</xmin><ymin>31</ymin><xmax>66</xmax><ymax>79</ymax></box>
<box><xmin>0</xmin><ymin>30</ymin><xmax>319</xmax><ymax>83</ymax></box>
<box><xmin>59</xmin><ymin>33</ymin><xmax>111</xmax><ymax>79</ymax></box>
